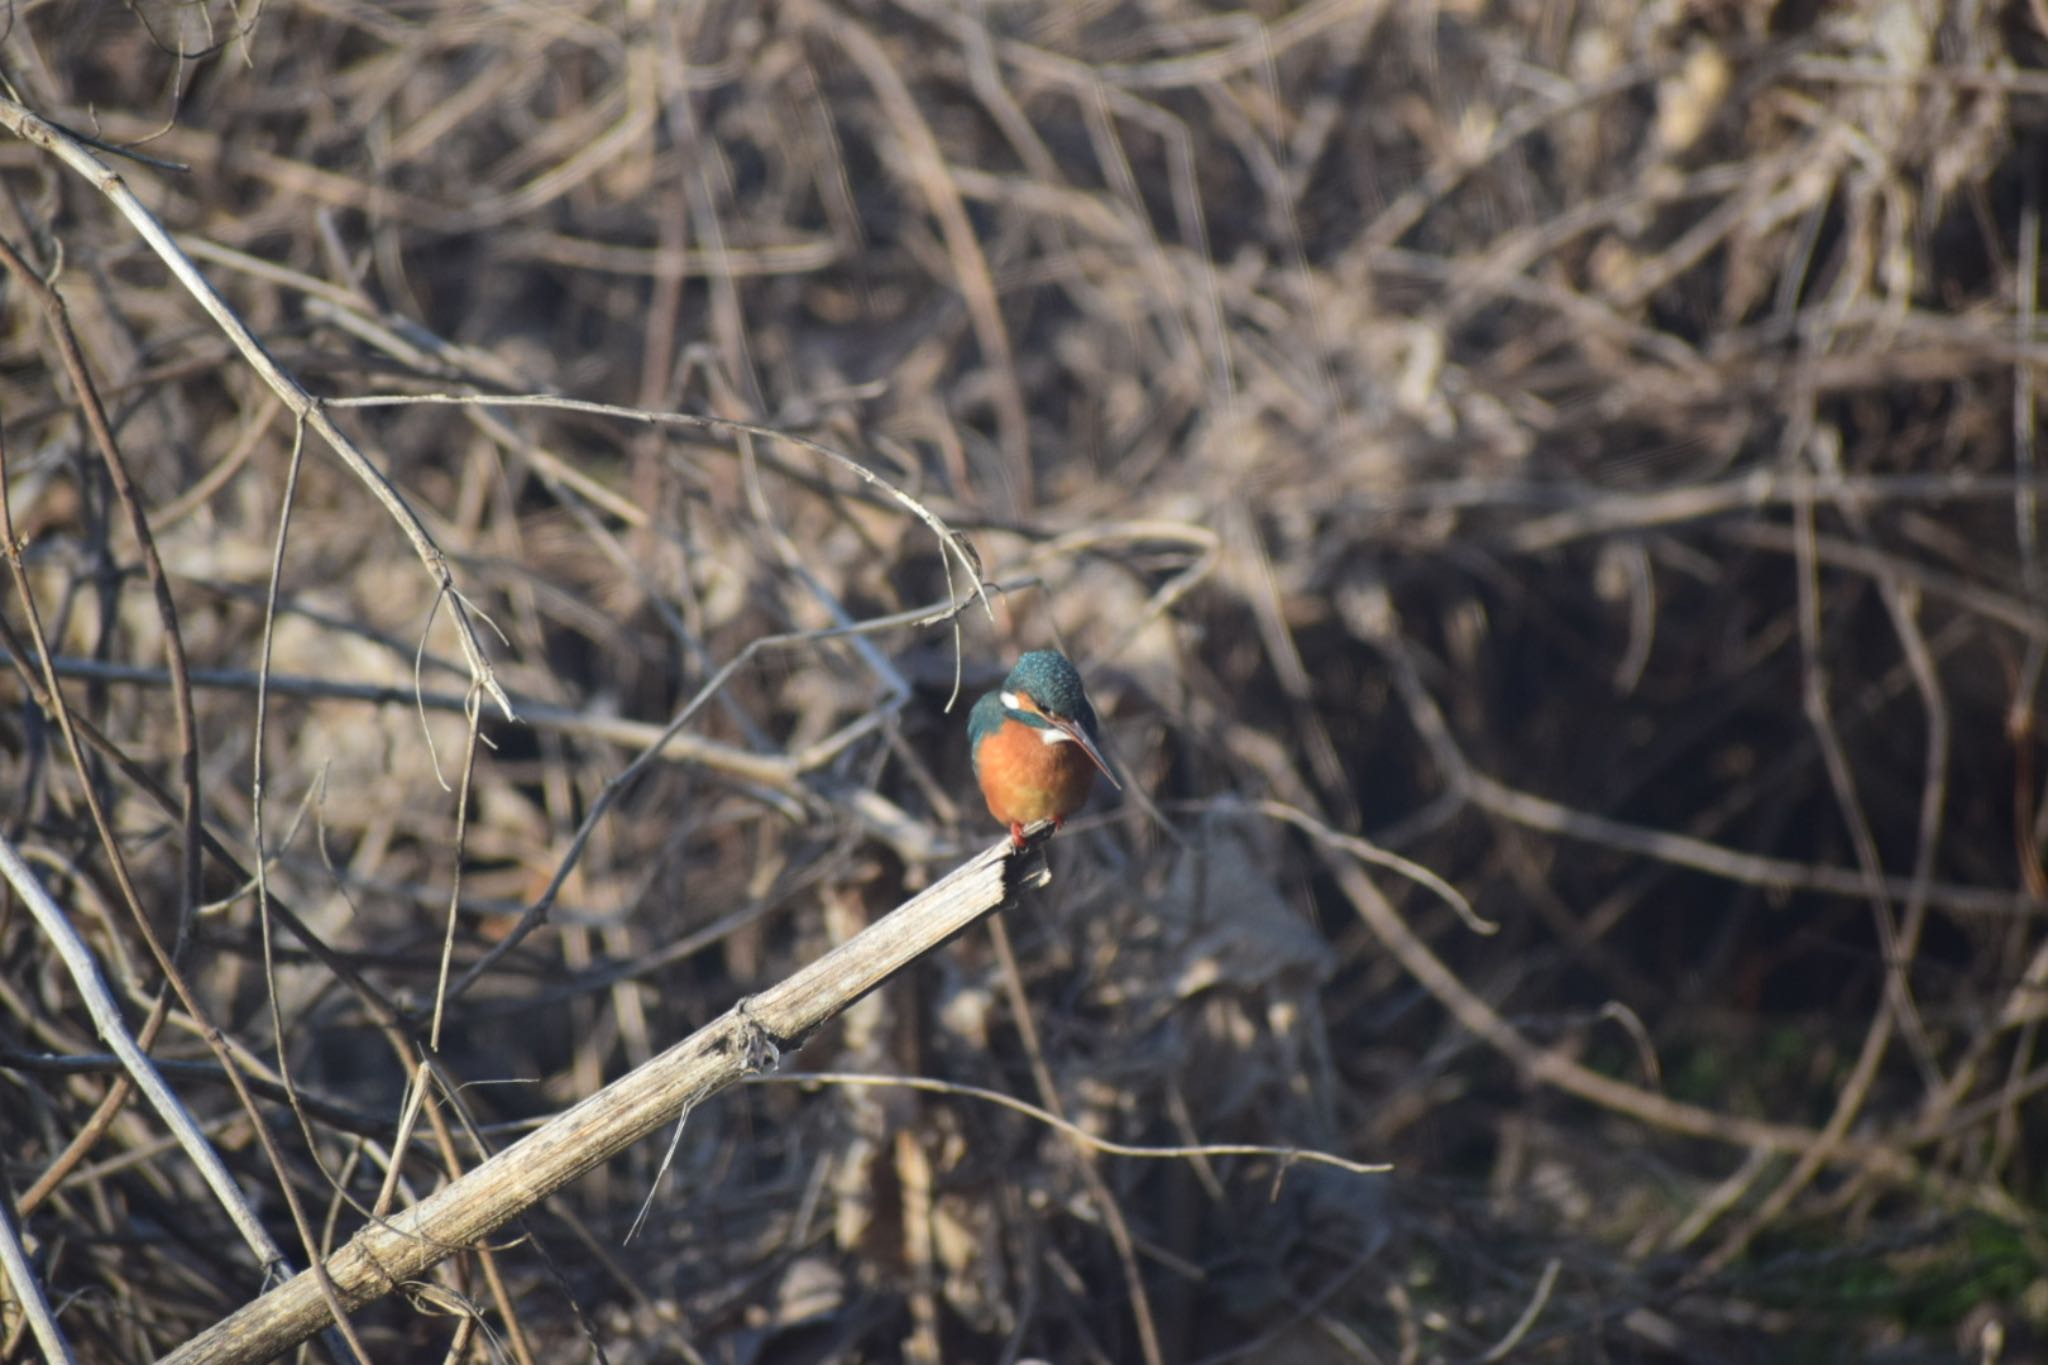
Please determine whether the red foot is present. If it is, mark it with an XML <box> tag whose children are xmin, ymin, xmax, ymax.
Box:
<box><xmin>1006</xmin><ymin>815</ymin><xmax>1069</xmax><ymax>849</ymax></box>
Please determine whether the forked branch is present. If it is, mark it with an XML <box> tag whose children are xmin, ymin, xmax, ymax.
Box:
<box><xmin>0</xmin><ymin>96</ymin><xmax>513</xmax><ymax>721</ymax></box>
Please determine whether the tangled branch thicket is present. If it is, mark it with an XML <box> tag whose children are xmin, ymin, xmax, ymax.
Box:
<box><xmin>5</xmin><ymin>1</ymin><xmax>2048</xmax><ymax>1360</ymax></box>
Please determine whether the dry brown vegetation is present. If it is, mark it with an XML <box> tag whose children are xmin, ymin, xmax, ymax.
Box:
<box><xmin>6</xmin><ymin>0</ymin><xmax>2048</xmax><ymax>1360</ymax></box>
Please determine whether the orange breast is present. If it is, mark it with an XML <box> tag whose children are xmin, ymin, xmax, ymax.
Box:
<box><xmin>976</xmin><ymin>718</ymin><xmax>1098</xmax><ymax>827</ymax></box>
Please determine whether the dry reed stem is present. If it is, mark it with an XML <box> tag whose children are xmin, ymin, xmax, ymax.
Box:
<box><xmin>162</xmin><ymin>830</ymin><xmax>1051</xmax><ymax>1365</ymax></box>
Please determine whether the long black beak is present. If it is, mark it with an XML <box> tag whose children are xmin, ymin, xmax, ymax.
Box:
<box><xmin>1054</xmin><ymin>715</ymin><xmax>1122</xmax><ymax>791</ymax></box>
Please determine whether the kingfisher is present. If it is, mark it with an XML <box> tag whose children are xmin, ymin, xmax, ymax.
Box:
<box><xmin>969</xmin><ymin>649</ymin><xmax>1120</xmax><ymax>848</ymax></box>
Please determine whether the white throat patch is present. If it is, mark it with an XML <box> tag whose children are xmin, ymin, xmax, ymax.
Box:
<box><xmin>1003</xmin><ymin>689</ymin><xmax>1075</xmax><ymax>745</ymax></box>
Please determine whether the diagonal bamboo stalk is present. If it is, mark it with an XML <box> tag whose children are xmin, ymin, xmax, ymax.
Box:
<box><xmin>159</xmin><ymin>832</ymin><xmax>1053</xmax><ymax>1365</ymax></box>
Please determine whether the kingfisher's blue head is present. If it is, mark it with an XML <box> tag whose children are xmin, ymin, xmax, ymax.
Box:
<box><xmin>1007</xmin><ymin>651</ymin><xmax>1091</xmax><ymax>727</ymax></box>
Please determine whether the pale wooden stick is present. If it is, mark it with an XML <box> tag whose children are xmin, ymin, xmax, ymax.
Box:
<box><xmin>160</xmin><ymin>832</ymin><xmax>1053</xmax><ymax>1365</ymax></box>
<box><xmin>0</xmin><ymin>832</ymin><xmax>288</xmax><ymax>1282</ymax></box>
<box><xmin>0</xmin><ymin>1171</ymin><xmax>75</xmax><ymax>1365</ymax></box>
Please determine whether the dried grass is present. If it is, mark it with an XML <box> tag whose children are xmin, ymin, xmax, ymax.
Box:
<box><xmin>6</xmin><ymin>1</ymin><xmax>2048</xmax><ymax>1360</ymax></box>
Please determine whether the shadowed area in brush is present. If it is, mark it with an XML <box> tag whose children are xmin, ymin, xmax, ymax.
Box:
<box><xmin>2</xmin><ymin>3</ymin><xmax>2046</xmax><ymax>1362</ymax></box>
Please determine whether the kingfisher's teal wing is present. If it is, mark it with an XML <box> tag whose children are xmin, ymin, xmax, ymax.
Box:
<box><xmin>967</xmin><ymin>691</ymin><xmax>1007</xmax><ymax>775</ymax></box>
